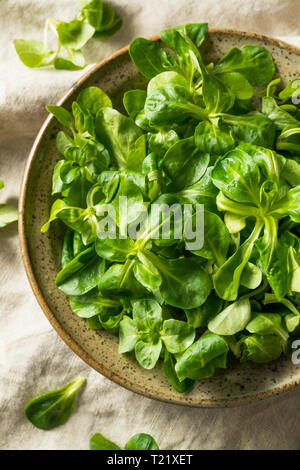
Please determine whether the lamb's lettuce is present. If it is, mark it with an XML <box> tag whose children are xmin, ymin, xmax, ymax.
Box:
<box><xmin>41</xmin><ymin>23</ymin><xmax>300</xmax><ymax>392</ymax></box>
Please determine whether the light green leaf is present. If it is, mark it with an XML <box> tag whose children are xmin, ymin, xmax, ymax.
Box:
<box><xmin>208</xmin><ymin>298</ymin><xmax>251</xmax><ymax>335</ymax></box>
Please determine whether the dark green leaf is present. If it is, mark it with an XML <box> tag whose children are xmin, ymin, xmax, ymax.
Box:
<box><xmin>56</xmin><ymin>247</ymin><xmax>104</xmax><ymax>295</ymax></box>
<box><xmin>162</xmin><ymin>351</ymin><xmax>195</xmax><ymax>393</ymax></box>
<box><xmin>240</xmin><ymin>334</ymin><xmax>282</xmax><ymax>363</ymax></box>
<box><xmin>194</xmin><ymin>121</ymin><xmax>235</xmax><ymax>156</ymax></box>
<box><xmin>93</xmin><ymin>17</ymin><xmax>122</xmax><ymax>39</ymax></box>
<box><xmin>129</xmin><ymin>38</ymin><xmax>177</xmax><ymax>79</ymax></box>
<box><xmin>144</xmin><ymin>252</ymin><xmax>212</xmax><ymax>309</ymax></box>
<box><xmin>175</xmin><ymin>333</ymin><xmax>228</xmax><ymax>380</ymax></box>
<box><xmin>163</xmin><ymin>137</ymin><xmax>209</xmax><ymax>191</ymax></box>
<box><xmin>90</xmin><ymin>433</ymin><xmax>120</xmax><ymax>450</ymax></box>
<box><xmin>262</xmin><ymin>96</ymin><xmax>299</xmax><ymax>130</ymax></box>
<box><xmin>80</xmin><ymin>0</ymin><xmax>103</xmax><ymax>31</ymax></box>
<box><xmin>125</xmin><ymin>433</ymin><xmax>159</xmax><ymax>450</ymax></box>
<box><xmin>191</xmin><ymin>211</ymin><xmax>230</xmax><ymax>267</ymax></box>
<box><xmin>95</xmin><ymin>108</ymin><xmax>142</xmax><ymax>169</ymax></box>
<box><xmin>70</xmin><ymin>289</ymin><xmax>120</xmax><ymax>318</ymax></box>
<box><xmin>46</xmin><ymin>105</ymin><xmax>73</xmax><ymax>128</ymax></box>
<box><xmin>221</xmin><ymin>113</ymin><xmax>276</xmax><ymax>148</ymax></box>
<box><xmin>24</xmin><ymin>377</ymin><xmax>85</xmax><ymax>430</ymax></box>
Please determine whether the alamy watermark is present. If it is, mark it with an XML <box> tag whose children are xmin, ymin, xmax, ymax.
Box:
<box><xmin>94</xmin><ymin>198</ymin><xmax>204</xmax><ymax>251</ymax></box>
<box><xmin>291</xmin><ymin>340</ymin><xmax>300</xmax><ymax>365</ymax></box>
<box><xmin>291</xmin><ymin>78</ymin><xmax>300</xmax><ymax>105</ymax></box>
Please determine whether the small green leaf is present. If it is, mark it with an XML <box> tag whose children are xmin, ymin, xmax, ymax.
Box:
<box><xmin>133</xmin><ymin>298</ymin><xmax>163</xmax><ymax>331</ymax></box>
<box><xmin>13</xmin><ymin>39</ymin><xmax>55</xmax><ymax>68</ymax></box>
<box><xmin>95</xmin><ymin>108</ymin><xmax>142</xmax><ymax>169</ymax></box>
<box><xmin>163</xmin><ymin>137</ymin><xmax>209</xmax><ymax>191</ymax></box>
<box><xmin>77</xmin><ymin>87</ymin><xmax>112</xmax><ymax>116</ymax></box>
<box><xmin>70</xmin><ymin>289</ymin><xmax>120</xmax><ymax>318</ymax></box>
<box><xmin>135</xmin><ymin>338</ymin><xmax>162</xmax><ymax>369</ymax></box>
<box><xmin>54</xmin><ymin>49</ymin><xmax>85</xmax><ymax>70</ymax></box>
<box><xmin>56</xmin><ymin>131</ymin><xmax>75</xmax><ymax>156</ymax></box>
<box><xmin>240</xmin><ymin>335</ymin><xmax>282</xmax><ymax>363</ymax></box>
<box><xmin>262</xmin><ymin>96</ymin><xmax>299</xmax><ymax>130</ymax></box>
<box><xmin>55</xmin><ymin>247</ymin><xmax>104</xmax><ymax>295</ymax></box>
<box><xmin>214</xmin><ymin>71</ymin><xmax>253</xmax><ymax>100</ymax></box>
<box><xmin>0</xmin><ymin>204</ymin><xmax>18</xmax><ymax>228</ymax></box>
<box><xmin>144</xmin><ymin>252</ymin><xmax>212</xmax><ymax>309</ymax></box>
<box><xmin>162</xmin><ymin>351</ymin><xmax>195</xmax><ymax>393</ymax></box>
<box><xmin>80</xmin><ymin>0</ymin><xmax>103</xmax><ymax>31</ymax></box>
<box><xmin>133</xmin><ymin>253</ymin><xmax>162</xmax><ymax>291</ymax></box>
<box><xmin>129</xmin><ymin>38</ymin><xmax>178</xmax><ymax>79</ymax></box>
<box><xmin>46</xmin><ymin>105</ymin><xmax>73</xmax><ymax>128</ymax></box>
<box><xmin>246</xmin><ymin>312</ymin><xmax>289</xmax><ymax>342</ymax></box>
<box><xmin>24</xmin><ymin>377</ymin><xmax>85</xmax><ymax>430</ymax></box>
<box><xmin>279</xmin><ymin>78</ymin><xmax>300</xmax><ymax>103</ymax></box>
<box><xmin>194</xmin><ymin>121</ymin><xmax>235</xmax><ymax>156</ymax></box>
<box><xmin>41</xmin><ymin>199</ymin><xmax>67</xmax><ymax>232</ymax></box>
<box><xmin>56</xmin><ymin>19</ymin><xmax>95</xmax><ymax>50</ymax></box>
<box><xmin>90</xmin><ymin>433</ymin><xmax>121</xmax><ymax>450</ymax></box>
<box><xmin>191</xmin><ymin>211</ymin><xmax>230</xmax><ymax>267</ymax></box>
<box><xmin>125</xmin><ymin>433</ymin><xmax>159</xmax><ymax>450</ymax></box>
<box><xmin>214</xmin><ymin>44</ymin><xmax>275</xmax><ymax>87</ymax></box>
<box><xmin>175</xmin><ymin>333</ymin><xmax>229</xmax><ymax>381</ymax></box>
<box><xmin>202</xmin><ymin>73</ymin><xmax>235</xmax><ymax>114</ymax></box>
<box><xmin>95</xmin><ymin>1</ymin><xmax>114</xmax><ymax>31</ymax></box>
<box><xmin>208</xmin><ymin>298</ymin><xmax>251</xmax><ymax>335</ymax></box>
<box><xmin>240</xmin><ymin>262</ymin><xmax>262</xmax><ymax>290</ymax></box>
<box><xmin>119</xmin><ymin>317</ymin><xmax>139</xmax><ymax>353</ymax></box>
<box><xmin>161</xmin><ymin>319</ymin><xmax>195</xmax><ymax>353</ymax></box>
<box><xmin>93</xmin><ymin>17</ymin><xmax>122</xmax><ymax>39</ymax></box>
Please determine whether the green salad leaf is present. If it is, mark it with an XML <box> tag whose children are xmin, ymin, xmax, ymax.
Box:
<box><xmin>24</xmin><ymin>378</ymin><xmax>85</xmax><ymax>430</ymax></box>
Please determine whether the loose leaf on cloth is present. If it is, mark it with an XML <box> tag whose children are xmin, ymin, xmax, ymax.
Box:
<box><xmin>14</xmin><ymin>1</ymin><xmax>122</xmax><ymax>70</ymax></box>
<box><xmin>24</xmin><ymin>378</ymin><xmax>85</xmax><ymax>430</ymax></box>
<box><xmin>90</xmin><ymin>432</ymin><xmax>159</xmax><ymax>450</ymax></box>
<box><xmin>125</xmin><ymin>433</ymin><xmax>159</xmax><ymax>450</ymax></box>
<box><xmin>0</xmin><ymin>181</ymin><xmax>18</xmax><ymax>228</ymax></box>
<box><xmin>90</xmin><ymin>433</ymin><xmax>121</xmax><ymax>450</ymax></box>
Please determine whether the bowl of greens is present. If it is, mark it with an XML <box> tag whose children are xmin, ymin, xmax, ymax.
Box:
<box><xmin>19</xmin><ymin>24</ymin><xmax>300</xmax><ymax>406</ymax></box>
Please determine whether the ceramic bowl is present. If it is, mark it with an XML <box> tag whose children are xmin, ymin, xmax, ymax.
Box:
<box><xmin>19</xmin><ymin>29</ymin><xmax>300</xmax><ymax>407</ymax></box>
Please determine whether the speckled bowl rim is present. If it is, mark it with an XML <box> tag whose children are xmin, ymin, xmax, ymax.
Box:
<box><xmin>19</xmin><ymin>29</ymin><xmax>300</xmax><ymax>407</ymax></box>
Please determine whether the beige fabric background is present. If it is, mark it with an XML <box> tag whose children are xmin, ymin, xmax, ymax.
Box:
<box><xmin>1</xmin><ymin>0</ymin><xmax>300</xmax><ymax>450</ymax></box>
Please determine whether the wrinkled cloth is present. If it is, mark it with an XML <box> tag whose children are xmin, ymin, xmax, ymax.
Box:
<box><xmin>1</xmin><ymin>0</ymin><xmax>300</xmax><ymax>450</ymax></box>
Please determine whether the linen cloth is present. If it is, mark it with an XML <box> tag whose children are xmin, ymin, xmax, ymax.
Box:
<box><xmin>1</xmin><ymin>0</ymin><xmax>300</xmax><ymax>450</ymax></box>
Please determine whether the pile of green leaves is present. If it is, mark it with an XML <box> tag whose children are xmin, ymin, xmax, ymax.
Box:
<box><xmin>0</xmin><ymin>180</ymin><xmax>18</xmax><ymax>228</ymax></box>
<box><xmin>43</xmin><ymin>23</ymin><xmax>300</xmax><ymax>392</ymax></box>
<box><xmin>14</xmin><ymin>1</ymin><xmax>122</xmax><ymax>70</ymax></box>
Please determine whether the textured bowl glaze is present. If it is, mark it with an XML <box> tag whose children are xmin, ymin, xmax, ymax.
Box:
<box><xmin>19</xmin><ymin>30</ymin><xmax>300</xmax><ymax>407</ymax></box>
